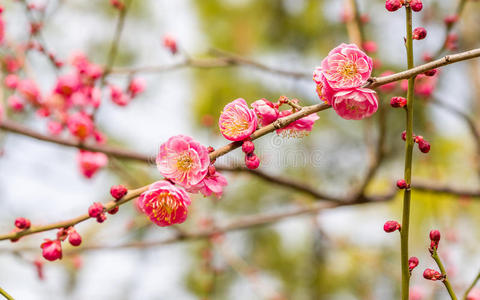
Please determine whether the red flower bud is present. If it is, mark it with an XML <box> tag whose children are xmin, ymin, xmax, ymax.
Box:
<box><xmin>96</xmin><ymin>213</ymin><xmax>107</xmax><ymax>223</ymax></box>
<box><xmin>384</xmin><ymin>220</ymin><xmax>401</xmax><ymax>233</ymax></box>
<box><xmin>410</xmin><ymin>0</ymin><xmax>423</xmax><ymax>12</ymax></box>
<box><xmin>245</xmin><ymin>153</ymin><xmax>260</xmax><ymax>170</ymax></box>
<box><xmin>444</xmin><ymin>15</ymin><xmax>458</xmax><ymax>26</ymax></box>
<box><xmin>418</xmin><ymin>140</ymin><xmax>430</xmax><ymax>153</ymax></box>
<box><xmin>397</xmin><ymin>179</ymin><xmax>409</xmax><ymax>189</ymax></box>
<box><xmin>413</xmin><ymin>27</ymin><xmax>427</xmax><ymax>40</ymax></box>
<box><xmin>409</xmin><ymin>256</ymin><xmax>419</xmax><ymax>271</ymax></box>
<box><xmin>40</xmin><ymin>239</ymin><xmax>62</xmax><ymax>261</ymax></box>
<box><xmin>14</xmin><ymin>217</ymin><xmax>31</xmax><ymax>230</ymax></box>
<box><xmin>242</xmin><ymin>141</ymin><xmax>255</xmax><ymax>154</ymax></box>
<box><xmin>414</xmin><ymin>135</ymin><xmax>424</xmax><ymax>143</ymax></box>
<box><xmin>391</xmin><ymin>96</ymin><xmax>407</xmax><ymax>108</ymax></box>
<box><xmin>110</xmin><ymin>185</ymin><xmax>128</xmax><ymax>201</ymax></box>
<box><xmin>385</xmin><ymin>0</ymin><xmax>403</xmax><ymax>12</ymax></box>
<box><xmin>424</xmin><ymin>69</ymin><xmax>437</xmax><ymax>76</ymax></box>
<box><xmin>68</xmin><ymin>230</ymin><xmax>82</xmax><ymax>247</ymax></box>
<box><xmin>423</xmin><ymin>268</ymin><xmax>442</xmax><ymax>280</ymax></box>
<box><xmin>430</xmin><ymin>230</ymin><xmax>441</xmax><ymax>243</ymax></box>
<box><xmin>88</xmin><ymin>202</ymin><xmax>104</xmax><ymax>218</ymax></box>
<box><xmin>108</xmin><ymin>206</ymin><xmax>119</xmax><ymax>215</ymax></box>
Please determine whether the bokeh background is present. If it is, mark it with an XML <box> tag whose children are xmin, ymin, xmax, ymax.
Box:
<box><xmin>1</xmin><ymin>0</ymin><xmax>480</xmax><ymax>299</ymax></box>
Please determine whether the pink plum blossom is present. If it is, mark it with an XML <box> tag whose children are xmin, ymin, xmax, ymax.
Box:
<box><xmin>156</xmin><ymin>135</ymin><xmax>210</xmax><ymax>188</ymax></box>
<box><xmin>251</xmin><ymin>98</ymin><xmax>279</xmax><ymax>126</ymax></box>
<box><xmin>40</xmin><ymin>239</ymin><xmax>62</xmax><ymax>261</ymax></box>
<box><xmin>467</xmin><ymin>288</ymin><xmax>480</xmax><ymax>300</ymax></box>
<box><xmin>276</xmin><ymin>110</ymin><xmax>319</xmax><ymax>137</ymax></box>
<box><xmin>332</xmin><ymin>88</ymin><xmax>378</xmax><ymax>120</ymax></box>
<box><xmin>187</xmin><ymin>170</ymin><xmax>228</xmax><ymax>198</ymax></box>
<box><xmin>128</xmin><ymin>78</ymin><xmax>146</xmax><ymax>98</ymax></box>
<box><xmin>54</xmin><ymin>74</ymin><xmax>80</xmax><ymax>97</ymax></box>
<box><xmin>47</xmin><ymin>121</ymin><xmax>63</xmax><ymax>136</ymax></box>
<box><xmin>4</xmin><ymin>74</ymin><xmax>19</xmax><ymax>89</ymax></box>
<box><xmin>77</xmin><ymin>151</ymin><xmax>108</xmax><ymax>179</ymax></box>
<box><xmin>67</xmin><ymin>112</ymin><xmax>94</xmax><ymax>140</ymax></box>
<box><xmin>7</xmin><ymin>95</ymin><xmax>25</xmax><ymax>112</ymax></box>
<box><xmin>313</xmin><ymin>68</ymin><xmax>335</xmax><ymax>104</ymax></box>
<box><xmin>219</xmin><ymin>98</ymin><xmax>258</xmax><ymax>141</ymax></box>
<box><xmin>110</xmin><ymin>84</ymin><xmax>130</xmax><ymax>106</ymax></box>
<box><xmin>138</xmin><ymin>180</ymin><xmax>191</xmax><ymax>226</ymax></box>
<box><xmin>163</xmin><ymin>34</ymin><xmax>178</xmax><ymax>54</ymax></box>
<box><xmin>17</xmin><ymin>79</ymin><xmax>41</xmax><ymax>104</ymax></box>
<box><xmin>320</xmin><ymin>43</ymin><xmax>373</xmax><ymax>90</ymax></box>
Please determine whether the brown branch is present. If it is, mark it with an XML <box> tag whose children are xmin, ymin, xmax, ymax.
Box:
<box><xmin>111</xmin><ymin>54</ymin><xmax>312</xmax><ymax>80</ymax></box>
<box><xmin>0</xmin><ymin>120</ymin><xmax>153</xmax><ymax>164</ymax></box>
<box><xmin>433</xmin><ymin>0</ymin><xmax>468</xmax><ymax>58</ymax></box>
<box><xmin>101</xmin><ymin>0</ymin><xmax>133</xmax><ymax>82</ymax></box>
<box><xmin>0</xmin><ymin>185</ymin><xmax>149</xmax><ymax>241</ymax></box>
<box><xmin>365</xmin><ymin>48</ymin><xmax>480</xmax><ymax>89</ymax></box>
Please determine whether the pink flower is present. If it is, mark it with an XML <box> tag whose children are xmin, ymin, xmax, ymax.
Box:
<box><xmin>163</xmin><ymin>34</ymin><xmax>178</xmax><ymax>54</ymax></box>
<box><xmin>332</xmin><ymin>88</ymin><xmax>378</xmax><ymax>120</ymax></box>
<box><xmin>54</xmin><ymin>74</ymin><xmax>80</xmax><ymax>97</ymax></box>
<box><xmin>467</xmin><ymin>288</ymin><xmax>480</xmax><ymax>300</ymax></box>
<box><xmin>40</xmin><ymin>239</ymin><xmax>62</xmax><ymax>261</ymax></box>
<box><xmin>409</xmin><ymin>287</ymin><xmax>425</xmax><ymax>300</ymax></box>
<box><xmin>77</xmin><ymin>151</ymin><xmax>108</xmax><ymax>178</ymax></box>
<box><xmin>138</xmin><ymin>180</ymin><xmax>191</xmax><ymax>226</ymax></box>
<box><xmin>219</xmin><ymin>98</ymin><xmax>258</xmax><ymax>141</ymax></box>
<box><xmin>251</xmin><ymin>98</ymin><xmax>279</xmax><ymax>126</ymax></box>
<box><xmin>313</xmin><ymin>68</ymin><xmax>335</xmax><ymax>104</ymax></box>
<box><xmin>0</xmin><ymin>16</ymin><xmax>4</xmax><ymax>45</ymax></box>
<box><xmin>320</xmin><ymin>43</ymin><xmax>373</xmax><ymax>90</ymax></box>
<box><xmin>17</xmin><ymin>79</ymin><xmax>41</xmax><ymax>104</ymax></box>
<box><xmin>47</xmin><ymin>121</ymin><xmax>63</xmax><ymax>136</ymax></box>
<box><xmin>276</xmin><ymin>110</ymin><xmax>319</xmax><ymax>137</ymax></box>
<box><xmin>156</xmin><ymin>135</ymin><xmax>210</xmax><ymax>188</ymax></box>
<box><xmin>67</xmin><ymin>112</ymin><xmax>94</xmax><ymax>140</ymax></box>
<box><xmin>4</xmin><ymin>74</ymin><xmax>19</xmax><ymax>89</ymax></box>
<box><xmin>128</xmin><ymin>78</ymin><xmax>146</xmax><ymax>98</ymax></box>
<box><xmin>110</xmin><ymin>84</ymin><xmax>130</xmax><ymax>106</ymax></box>
<box><xmin>7</xmin><ymin>95</ymin><xmax>25</xmax><ymax>112</ymax></box>
<box><xmin>187</xmin><ymin>170</ymin><xmax>228</xmax><ymax>198</ymax></box>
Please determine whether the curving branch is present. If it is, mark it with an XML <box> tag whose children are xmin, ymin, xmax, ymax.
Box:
<box><xmin>0</xmin><ymin>186</ymin><xmax>149</xmax><ymax>241</ymax></box>
<box><xmin>0</xmin><ymin>120</ymin><xmax>153</xmax><ymax>163</ymax></box>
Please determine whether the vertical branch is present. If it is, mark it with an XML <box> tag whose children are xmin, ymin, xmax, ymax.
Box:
<box><xmin>345</xmin><ymin>0</ymin><xmax>365</xmax><ymax>46</ymax></box>
<box><xmin>101</xmin><ymin>0</ymin><xmax>133</xmax><ymax>83</ymax></box>
<box><xmin>431</xmin><ymin>249</ymin><xmax>458</xmax><ymax>300</ymax></box>
<box><xmin>463</xmin><ymin>270</ymin><xmax>480</xmax><ymax>300</ymax></box>
<box><xmin>401</xmin><ymin>5</ymin><xmax>415</xmax><ymax>300</ymax></box>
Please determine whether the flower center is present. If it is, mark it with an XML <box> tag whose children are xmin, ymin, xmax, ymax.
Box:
<box><xmin>148</xmin><ymin>191</ymin><xmax>184</xmax><ymax>223</ymax></box>
<box><xmin>176</xmin><ymin>152</ymin><xmax>194</xmax><ymax>172</ymax></box>
<box><xmin>346</xmin><ymin>103</ymin><xmax>358</xmax><ymax>112</ymax></box>
<box><xmin>340</xmin><ymin>61</ymin><xmax>358</xmax><ymax>79</ymax></box>
<box><xmin>221</xmin><ymin>110</ymin><xmax>250</xmax><ymax>137</ymax></box>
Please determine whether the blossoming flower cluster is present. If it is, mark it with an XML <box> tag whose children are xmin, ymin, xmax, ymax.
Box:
<box><xmin>313</xmin><ymin>43</ymin><xmax>379</xmax><ymax>120</ymax></box>
<box><xmin>3</xmin><ymin>48</ymin><xmax>146</xmax><ymax>178</ymax></box>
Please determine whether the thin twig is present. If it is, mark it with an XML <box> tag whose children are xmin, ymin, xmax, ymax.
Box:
<box><xmin>101</xmin><ymin>0</ymin><xmax>133</xmax><ymax>83</ymax></box>
<box><xmin>0</xmin><ymin>286</ymin><xmax>14</xmax><ymax>300</ymax></box>
<box><xmin>431</xmin><ymin>248</ymin><xmax>458</xmax><ymax>300</ymax></box>
<box><xmin>463</xmin><ymin>270</ymin><xmax>480</xmax><ymax>300</ymax></box>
